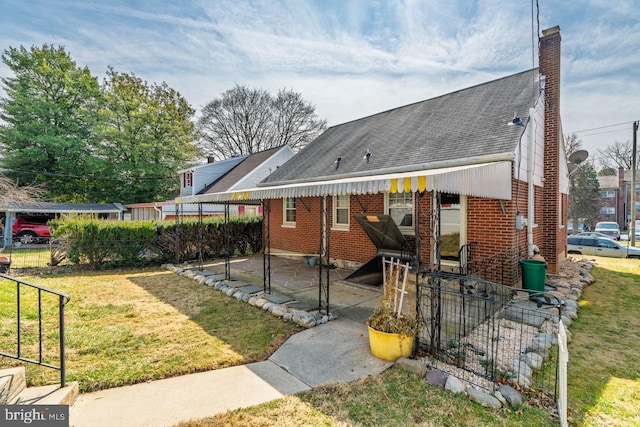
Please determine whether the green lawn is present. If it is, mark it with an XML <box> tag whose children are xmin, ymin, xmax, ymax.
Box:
<box><xmin>0</xmin><ymin>267</ymin><xmax>301</xmax><ymax>392</ymax></box>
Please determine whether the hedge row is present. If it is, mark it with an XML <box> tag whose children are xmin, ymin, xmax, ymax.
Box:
<box><xmin>48</xmin><ymin>215</ymin><xmax>263</xmax><ymax>268</ymax></box>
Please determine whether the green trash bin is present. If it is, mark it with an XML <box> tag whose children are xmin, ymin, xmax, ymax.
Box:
<box><xmin>520</xmin><ymin>259</ymin><xmax>547</xmax><ymax>293</ymax></box>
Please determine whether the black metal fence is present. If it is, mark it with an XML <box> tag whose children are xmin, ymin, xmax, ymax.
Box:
<box><xmin>459</xmin><ymin>244</ymin><xmax>521</xmax><ymax>287</ymax></box>
<box><xmin>0</xmin><ymin>272</ymin><xmax>70</xmax><ymax>386</ymax></box>
<box><xmin>417</xmin><ymin>270</ymin><xmax>561</xmax><ymax>398</ymax></box>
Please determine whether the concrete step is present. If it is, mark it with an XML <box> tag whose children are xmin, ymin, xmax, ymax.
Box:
<box><xmin>0</xmin><ymin>367</ymin><xmax>27</xmax><ymax>404</ymax></box>
<box><xmin>14</xmin><ymin>382</ymin><xmax>79</xmax><ymax>406</ymax></box>
<box><xmin>0</xmin><ymin>366</ymin><xmax>78</xmax><ymax>406</ymax></box>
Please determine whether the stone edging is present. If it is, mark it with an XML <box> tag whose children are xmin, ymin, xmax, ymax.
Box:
<box><xmin>163</xmin><ymin>264</ymin><xmax>334</xmax><ymax>329</ymax></box>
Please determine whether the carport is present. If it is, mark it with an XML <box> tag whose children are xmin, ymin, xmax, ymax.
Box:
<box><xmin>1</xmin><ymin>201</ymin><xmax>126</xmax><ymax>248</ymax></box>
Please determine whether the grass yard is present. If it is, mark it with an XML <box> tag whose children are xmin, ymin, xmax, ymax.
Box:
<box><xmin>0</xmin><ymin>267</ymin><xmax>301</xmax><ymax>392</ymax></box>
<box><xmin>565</xmin><ymin>256</ymin><xmax>640</xmax><ymax>426</ymax></box>
<box><xmin>2</xmin><ymin>256</ymin><xmax>639</xmax><ymax>426</ymax></box>
<box><xmin>176</xmin><ymin>256</ymin><xmax>640</xmax><ymax>427</ymax></box>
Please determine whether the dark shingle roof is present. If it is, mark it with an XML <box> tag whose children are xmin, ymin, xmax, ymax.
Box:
<box><xmin>263</xmin><ymin>69</ymin><xmax>540</xmax><ymax>185</ymax></box>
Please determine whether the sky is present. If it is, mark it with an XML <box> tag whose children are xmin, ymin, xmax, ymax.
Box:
<box><xmin>1</xmin><ymin>0</ymin><xmax>638</xmax><ymax>164</ymax></box>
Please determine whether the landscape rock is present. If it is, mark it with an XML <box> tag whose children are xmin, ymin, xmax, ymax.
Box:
<box><xmin>521</xmin><ymin>352</ymin><xmax>543</xmax><ymax>370</ymax></box>
<box><xmin>444</xmin><ymin>375</ymin><xmax>465</xmax><ymax>394</ymax></box>
<box><xmin>270</xmin><ymin>305</ymin><xmax>287</xmax><ymax>317</ymax></box>
<box><xmin>498</xmin><ymin>385</ymin><xmax>522</xmax><ymax>407</ymax></box>
<box><xmin>509</xmin><ymin>359</ymin><xmax>532</xmax><ymax>378</ymax></box>
<box><xmin>425</xmin><ymin>370</ymin><xmax>448</xmax><ymax>387</ymax></box>
<box><xmin>513</xmin><ymin>373</ymin><xmax>532</xmax><ymax>388</ymax></box>
<box><xmin>292</xmin><ymin>311</ymin><xmax>316</xmax><ymax>328</ymax></box>
<box><xmin>395</xmin><ymin>358</ymin><xmax>427</xmax><ymax>377</ymax></box>
<box><xmin>466</xmin><ymin>388</ymin><xmax>502</xmax><ymax>408</ymax></box>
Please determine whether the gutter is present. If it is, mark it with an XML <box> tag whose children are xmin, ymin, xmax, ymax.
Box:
<box><xmin>258</xmin><ymin>152</ymin><xmax>516</xmax><ymax>187</ymax></box>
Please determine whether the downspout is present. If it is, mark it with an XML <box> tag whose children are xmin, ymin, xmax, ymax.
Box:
<box><xmin>527</xmin><ymin>108</ymin><xmax>536</xmax><ymax>256</ymax></box>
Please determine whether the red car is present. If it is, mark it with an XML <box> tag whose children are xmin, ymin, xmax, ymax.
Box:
<box><xmin>12</xmin><ymin>217</ymin><xmax>52</xmax><ymax>244</ymax></box>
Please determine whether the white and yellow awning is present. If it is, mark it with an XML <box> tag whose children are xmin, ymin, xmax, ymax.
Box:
<box><xmin>177</xmin><ymin>161</ymin><xmax>512</xmax><ymax>204</ymax></box>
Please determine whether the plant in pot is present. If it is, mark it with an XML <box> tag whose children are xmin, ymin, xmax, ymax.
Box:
<box><xmin>366</xmin><ymin>258</ymin><xmax>417</xmax><ymax>361</ymax></box>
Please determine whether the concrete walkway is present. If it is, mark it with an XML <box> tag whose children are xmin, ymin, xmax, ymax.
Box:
<box><xmin>71</xmin><ymin>256</ymin><xmax>389</xmax><ymax>427</ymax></box>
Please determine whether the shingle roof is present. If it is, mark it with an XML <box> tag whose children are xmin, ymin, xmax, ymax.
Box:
<box><xmin>263</xmin><ymin>69</ymin><xmax>540</xmax><ymax>185</ymax></box>
<box><xmin>202</xmin><ymin>147</ymin><xmax>284</xmax><ymax>194</ymax></box>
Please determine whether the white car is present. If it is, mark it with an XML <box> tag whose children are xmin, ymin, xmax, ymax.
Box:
<box><xmin>594</xmin><ymin>221</ymin><xmax>621</xmax><ymax>240</ymax></box>
<box><xmin>567</xmin><ymin>236</ymin><xmax>640</xmax><ymax>259</ymax></box>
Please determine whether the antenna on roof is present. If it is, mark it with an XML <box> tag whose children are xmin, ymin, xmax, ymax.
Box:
<box><xmin>363</xmin><ymin>148</ymin><xmax>371</xmax><ymax>163</ymax></box>
<box><xmin>509</xmin><ymin>112</ymin><xmax>524</xmax><ymax>127</ymax></box>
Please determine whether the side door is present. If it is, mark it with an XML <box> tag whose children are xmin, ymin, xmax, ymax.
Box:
<box><xmin>595</xmin><ymin>239</ymin><xmax>625</xmax><ymax>258</ymax></box>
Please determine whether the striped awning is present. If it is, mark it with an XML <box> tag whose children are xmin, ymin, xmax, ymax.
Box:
<box><xmin>177</xmin><ymin>161</ymin><xmax>512</xmax><ymax>204</ymax></box>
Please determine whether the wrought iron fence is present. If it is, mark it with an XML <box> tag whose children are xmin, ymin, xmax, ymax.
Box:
<box><xmin>417</xmin><ymin>270</ymin><xmax>562</xmax><ymax>398</ymax></box>
<box><xmin>459</xmin><ymin>244</ymin><xmax>520</xmax><ymax>286</ymax></box>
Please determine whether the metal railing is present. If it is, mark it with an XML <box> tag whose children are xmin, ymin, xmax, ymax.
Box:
<box><xmin>0</xmin><ymin>272</ymin><xmax>70</xmax><ymax>387</ymax></box>
<box><xmin>417</xmin><ymin>270</ymin><xmax>562</xmax><ymax>398</ymax></box>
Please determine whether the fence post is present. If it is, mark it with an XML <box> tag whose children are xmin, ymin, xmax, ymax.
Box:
<box><xmin>557</xmin><ymin>321</ymin><xmax>568</xmax><ymax>427</ymax></box>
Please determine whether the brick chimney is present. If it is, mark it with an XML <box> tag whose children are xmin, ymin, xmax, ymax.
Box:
<box><xmin>539</xmin><ymin>26</ymin><xmax>562</xmax><ymax>274</ymax></box>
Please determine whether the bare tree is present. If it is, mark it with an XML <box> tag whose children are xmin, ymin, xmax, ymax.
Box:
<box><xmin>565</xmin><ymin>133</ymin><xmax>582</xmax><ymax>157</ymax></box>
<box><xmin>197</xmin><ymin>85</ymin><xmax>327</xmax><ymax>160</ymax></box>
<box><xmin>0</xmin><ymin>174</ymin><xmax>45</xmax><ymax>205</ymax></box>
<box><xmin>597</xmin><ymin>140</ymin><xmax>637</xmax><ymax>171</ymax></box>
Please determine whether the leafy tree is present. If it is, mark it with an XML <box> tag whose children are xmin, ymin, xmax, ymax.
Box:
<box><xmin>97</xmin><ymin>69</ymin><xmax>200</xmax><ymax>203</ymax></box>
<box><xmin>1</xmin><ymin>45</ymin><xmax>201</xmax><ymax>204</ymax></box>
<box><xmin>197</xmin><ymin>85</ymin><xmax>327</xmax><ymax>160</ymax></box>
<box><xmin>566</xmin><ymin>134</ymin><xmax>600</xmax><ymax>230</ymax></box>
<box><xmin>0</xmin><ymin>44</ymin><xmax>103</xmax><ymax>201</ymax></box>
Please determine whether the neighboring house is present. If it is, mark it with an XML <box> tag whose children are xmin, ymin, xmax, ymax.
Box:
<box><xmin>596</xmin><ymin>166</ymin><xmax>640</xmax><ymax>229</ymax></box>
<box><xmin>181</xmin><ymin>26</ymin><xmax>568</xmax><ymax>280</ymax></box>
<box><xmin>1</xmin><ymin>202</ymin><xmax>126</xmax><ymax>247</ymax></box>
<box><xmin>124</xmin><ymin>201</ymin><xmax>174</xmax><ymax>221</ymax></box>
<box><xmin>176</xmin><ymin>146</ymin><xmax>296</xmax><ymax>216</ymax></box>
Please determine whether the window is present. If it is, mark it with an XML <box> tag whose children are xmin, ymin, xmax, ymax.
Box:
<box><xmin>283</xmin><ymin>197</ymin><xmax>296</xmax><ymax>226</ymax></box>
<box><xmin>600</xmin><ymin>206</ymin><xmax>615</xmax><ymax>215</ymax></box>
<box><xmin>332</xmin><ymin>195</ymin><xmax>350</xmax><ymax>230</ymax></box>
<box><xmin>600</xmin><ymin>190</ymin><xmax>615</xmax><ymax>198</ymax></box>
<box><xmin>183</xmin><ymin>172</ymin><xmax>192</xmax><ymax>188</ymax></box>
<box><xmin>386</xmin><ymin>192</ymin><xmax>414</xmax><ymax>232</ymax></box>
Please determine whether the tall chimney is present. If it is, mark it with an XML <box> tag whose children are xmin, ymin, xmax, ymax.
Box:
<box><xmin>539</xmin><ymin>25</ymin><xmax>562</xmax><ymax>274</ymax></box>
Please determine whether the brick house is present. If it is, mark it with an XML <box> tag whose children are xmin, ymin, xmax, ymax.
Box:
<box><xmin>596</xmin><ymin>166</ymin><xmax>640</xmax><ymax>229</ymax></box>
<box><xmin>184</xmin><ymin>26</ymin><xmax>568</xmax><ymax>281</ymax></box>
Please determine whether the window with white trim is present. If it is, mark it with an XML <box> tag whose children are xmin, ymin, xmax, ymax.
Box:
<box><xmin>332</xmin><ymin>195</ymin><xmax>350</xmax><ymax>230</ymax></box>
<box><xmin>385</xmin><ymin>192</ymin><xmax>414</xmax><ymax>233</ymax></box>
<box><xmin>601</xmin><ymin>190</ymin><xmax>615</xmax><ymax>198</ymax></box>
<box><xmin>283</xmin><ymin>197</ymin><xmax>296</xmax><ymax>226</ymax></box>
<box><xmin>600</xmin><ymin>206</ymin><xmax>615</xmax><ymax>215</ymax></box>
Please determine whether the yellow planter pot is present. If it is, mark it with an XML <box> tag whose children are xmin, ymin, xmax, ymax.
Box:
<box><xmin>367</xmin><ymin>326</ymin><xmax>414</xmax><ymax>362</ymax></box>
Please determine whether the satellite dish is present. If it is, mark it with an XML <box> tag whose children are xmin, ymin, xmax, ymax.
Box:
<box><xmin>568</xmin><ymin>163</ymin><xmax>578</xmax><ymax>174</ymax></box>
<box><xmin>568</xmin><ymin>150</ymin><xmax>588</xmax><ymax>165</ymax></box>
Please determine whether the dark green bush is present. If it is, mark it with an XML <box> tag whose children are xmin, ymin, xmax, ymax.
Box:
<box><xmin>49</xmin><ymin>214</ymin><xmax>263</xmax><ymax>269</ymax></box>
